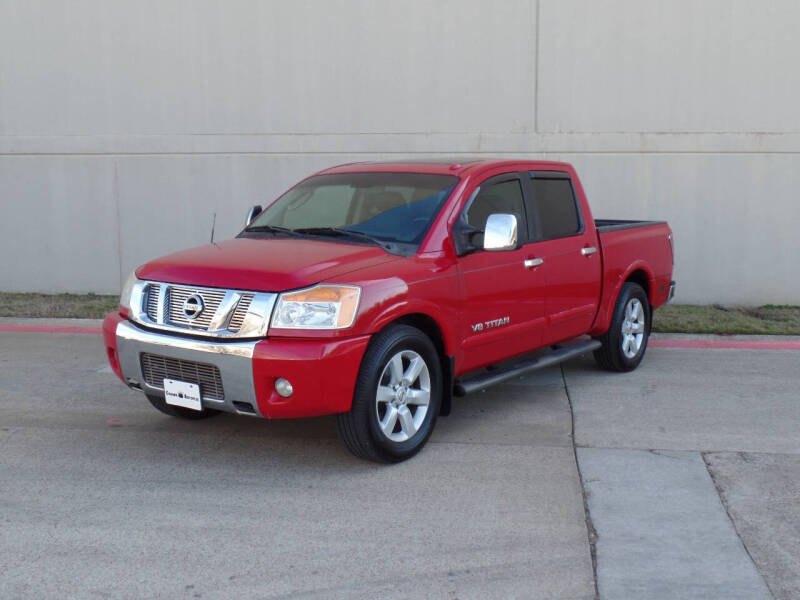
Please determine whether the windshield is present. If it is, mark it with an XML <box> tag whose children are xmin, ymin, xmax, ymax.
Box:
<box><xmin>242</xmin><ymin>172</ymin><xmax>459</xmax><ymax>254</ymax></box>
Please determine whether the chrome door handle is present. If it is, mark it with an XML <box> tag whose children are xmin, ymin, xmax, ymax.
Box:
<box><xmin>581</xmin><ymin>246</ymin><xmax>597</xmax><ymax>256</ymax></box>
<box><xmin>524</xmin><ymin>258</ymin><xmax>543</xmax><ymax>268</ymax></box>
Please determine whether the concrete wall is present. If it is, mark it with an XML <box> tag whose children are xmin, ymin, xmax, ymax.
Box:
<box><xmin>1</xmin><ymin>0</ymin><xmax>798</xmax><ymax>304</ymax></box>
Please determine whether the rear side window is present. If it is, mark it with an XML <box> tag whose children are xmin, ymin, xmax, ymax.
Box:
<box><xmin>529</xmin><ymin>176</ymin><xmax>581</xmax><ymax>240</ymax></box>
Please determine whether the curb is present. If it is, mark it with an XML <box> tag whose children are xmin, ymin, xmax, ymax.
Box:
<box><xmin>0</xmin><ymin>324</ymin><xmax>103</xmax><ymax>334</ymax></box>
<box><xmin>650</xmin><ymin>339</ymin><xmax>800</xmax><ymax>350</ymax></box>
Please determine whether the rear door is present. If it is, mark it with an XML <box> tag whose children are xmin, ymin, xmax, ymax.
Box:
<box><xmin>456</xmin><ymin>172</ymin><xmax>546</xmax><ymax>372</ymax></box>
<box><xmin>524</xmin><ymin>171</ymin><xmax>601</xmax><ymax>345</ymax></box>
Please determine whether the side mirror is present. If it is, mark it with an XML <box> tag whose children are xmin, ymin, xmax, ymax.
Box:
<box><xmin>246</xmin><ymin>205</ymin><xmax>262</xmax><ymax>227</ymax></box>
<box><xmin>483</xmin><ymin>214</ymin><xmax>518</xmax><ymax>251</ymax></box>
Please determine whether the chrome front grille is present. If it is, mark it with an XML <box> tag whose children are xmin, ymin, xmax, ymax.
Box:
<box><xmin>167</xmin><ymin>286</ymin><xmax>227</xmax><ymax>329</ymax></box>
<box><xmin>129</xmin><ymin>280</ymin><xmax>277</xmax><ymax>339</ymax></box>
<box><xmin>140</xmin><ymin>353</ymin><xmax>224</xmax><ymax>400</ymax></box>
<box><xmin>145</xmin><ymin>284</ymin><xmax>160</xmax><ymax>321</ymax></box>
<box><xmin>228</xmin><ymin>293</ymin><xmax>254</xmax><ymax>331</ymax></box>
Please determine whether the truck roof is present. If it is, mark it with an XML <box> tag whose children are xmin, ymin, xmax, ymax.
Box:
<box><xmin>317</xmin><ymin>158</ymin><xmax>573</xmax><ymax>177</ymax></box>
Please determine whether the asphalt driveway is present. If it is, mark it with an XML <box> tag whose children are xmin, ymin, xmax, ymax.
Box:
<box><xmin>1</xmin><ymin>320</ymin><xmax>798</xmax><ymax>599</ymax></box>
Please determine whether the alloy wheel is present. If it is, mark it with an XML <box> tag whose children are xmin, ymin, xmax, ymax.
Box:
<box><xmin>375</xmin><ymin>350</ymin><xmax>431</xmax><ymax>442</ymax></box>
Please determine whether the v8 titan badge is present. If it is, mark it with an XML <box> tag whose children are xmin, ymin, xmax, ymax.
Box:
<box><xmin>471</xmin><ymin>316</ymin><xmax>510</xmax><ymax>333</ymax></box>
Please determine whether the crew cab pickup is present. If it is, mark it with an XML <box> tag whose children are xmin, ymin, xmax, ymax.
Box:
<box><xmin>103</xmin><ymin>159</ymin><xmax>675</xmax><ymax>462</ymax></box>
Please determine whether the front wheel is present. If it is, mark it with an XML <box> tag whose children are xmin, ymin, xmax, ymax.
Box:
<box><xmin>594</xmin><ymin>282</ymin><xmax>651</xmax><ymax>372</ymax></box>
<box><xmin>337</xmin><ymin>324</ymin><xmax>442</xmax><ymax>463</ymax></box>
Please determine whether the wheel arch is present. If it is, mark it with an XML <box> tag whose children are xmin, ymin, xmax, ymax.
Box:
<box><xmin>624</xmin><ymin>268</ymin><xmax>652</xmax><ymax>301</ymax></box>
<box><xmin>591</xmin><ymin>262</ymin><xmax>655</xmax><ymax>336</ymax></box>
<box><xmin>372</xmin><ymin>311</ymin><xmax>455</xmax><ymax>417</ymax></box>
<box><xmin>624</xmin><ymin>268</ymin><xmax>654</xmax><ymax>334</ymax></box>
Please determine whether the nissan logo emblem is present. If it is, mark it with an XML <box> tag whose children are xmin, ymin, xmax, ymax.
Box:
<box><xmin>182</xmin><ymin>294</ymin><xmax>205</xmax><ymax>320</ymax></box>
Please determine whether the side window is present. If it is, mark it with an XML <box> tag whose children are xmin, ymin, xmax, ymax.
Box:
<box><xmin>464</xmin><ymin>179</ymin><xmax>526</xmax><ymax>238</ymax></box>
<box><xmin>528</xmin><ymin>176</ymin><xmax>581</xmax><ymax>240</ymax></box>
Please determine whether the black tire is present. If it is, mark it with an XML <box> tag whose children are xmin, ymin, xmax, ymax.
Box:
<box><xmin>336</xmin><ymin>324</ymin><xmax>442</xmax><ymax>463</ymax></box>
<box><xmin>146</xmin><ymin>394</ymin><xmax>220</xmax><ymax>420</ymax></box>
<box><xmin>594</xmin><ymin>282</ymin><xmax>651</xmax><ymax>372</ymax></box>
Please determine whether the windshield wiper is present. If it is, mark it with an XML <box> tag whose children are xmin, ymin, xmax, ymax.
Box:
<box><xmin>243</xmin><ymin>224</ymin><xmax>303</xmax><ymax>237</ymax></box>
<box><xmin>294</xmin><ymin>227</ymin><xmax>393</xmax><ymax>250</ymax></box>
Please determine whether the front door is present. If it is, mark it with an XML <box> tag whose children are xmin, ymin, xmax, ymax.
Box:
<box><xmin>456</xmin><ymin>173</ymin><xmax>546</xmax><ymax>372</ymax></box>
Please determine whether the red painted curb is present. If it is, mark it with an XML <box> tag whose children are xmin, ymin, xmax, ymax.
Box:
<box><xmin>0</xmin><ymin>324</ymin><xmax>102</xmax><ymax>334</ymax></box>
<box><xmin>650</xmin><ymin>339</ymin><xmax>800</xmax><ymax>350</ymax></box>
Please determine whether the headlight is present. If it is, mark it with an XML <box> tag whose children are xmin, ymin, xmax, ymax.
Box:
<box><xmin>119</xmin><ymin>270</ymin><xmax>139</xmax><ymax>311</ymax></box>
<box><xmin>271</xmin><ymin>285</ymin><xmax>361</xmax><ymax>330</ymax></box>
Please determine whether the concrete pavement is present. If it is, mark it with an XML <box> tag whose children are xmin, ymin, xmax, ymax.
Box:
<box><xmin>565</xmin><ymin>349</ymin><xmax>800</xmax><ymax>454</ymax></box>
<box><xmin>0</xmin><ymin>329</ymin><xmax>594</xmax><ymax>600</ymax></box>
<box><xmin>704</xmin><ymin>452</ymin><xmax>800</xmax><ymax>600</ymax></box>
<box><xmin>566</xmin><ymin>348</ymin><xmax>800</xmax><ymax>599</ymax></box>
<box><xmin>1</xmin><ymin>324</ymin><xmax>799</xmax><ymax>598</ymax></box>
<box><xmin>577</xmin><ymin>448</ymin><xmax>771</xmax><ymax>599</ymax></box>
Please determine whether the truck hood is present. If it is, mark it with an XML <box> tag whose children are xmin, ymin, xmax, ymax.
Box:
<box><xmin>136</xmin><ymin>237</ymin><xmax>401</xmax><ymax>292</ymax></box>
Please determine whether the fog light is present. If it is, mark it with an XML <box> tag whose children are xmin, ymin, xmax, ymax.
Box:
<box><xmin>274</xmin><ymin>378</ymin><xmax>293</xmax><ymax>398</ymax></box>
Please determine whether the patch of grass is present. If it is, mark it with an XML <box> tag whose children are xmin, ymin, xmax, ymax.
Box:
<box><xmin>653</xmin><ymin>304</ymin><xmax>800</xmax><ymax>335</ymax></box>
<box><xmin>0</xmin><ymin>293</ymin><xmax>118</xmax><ymax>319</ymax></box>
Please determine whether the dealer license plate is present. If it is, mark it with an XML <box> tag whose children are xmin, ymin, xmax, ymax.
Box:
<box><xmin>163</xmin><ymin>379</ymin><xmax>202</xmax><ymax>411</ymax></box>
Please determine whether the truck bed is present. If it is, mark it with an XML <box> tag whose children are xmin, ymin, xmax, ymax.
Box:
<box><xmin>595</xmin><ymin>219</ymin><xmax>667</xmax><ymax>233</ymax></box>
<box><xmin>594</xmin><ymin>218</ymin><xmax>674</xmax><ymax>322</ymax></box>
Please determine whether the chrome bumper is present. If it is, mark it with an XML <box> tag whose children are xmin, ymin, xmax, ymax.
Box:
<box><xmin>667</xmin><ymin>280</ymin><xmax>676</xmax><ymax>302</ymax></box>
<box><xmin>115</xmin><ymin>320</ymin><xmax>261</xmax><ymax>417</ymax></box>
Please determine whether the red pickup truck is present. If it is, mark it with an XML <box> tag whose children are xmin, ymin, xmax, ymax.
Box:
<box><xmin>103</xmin><ymin>159</ymin><xmax>674</xmax><ymax>462</ymax></box>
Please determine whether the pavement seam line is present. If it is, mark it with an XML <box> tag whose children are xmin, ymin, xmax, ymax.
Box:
<box><xmin>701</xmin><ymin>452</ymin><xmax>778</xmax><ymax>600</ymax></box>
<box><xmin>561</xmin><ymin>364</ymin><xmax>600</xmax><ymax>600</ymax></box>
<box><xmin>575</xmin><ymin>444</ymin><xmax>800</xmax><ymax>457</ymax></box>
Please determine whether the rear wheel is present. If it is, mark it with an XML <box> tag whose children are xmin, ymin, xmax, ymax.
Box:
<box><xmin>146</xmin><ymin>394</ymin><xmax>220</xmax><ymax>420</ymax></box>
<box><xmin>594</xmin><ymin>282</ymin><xmax>651</xmax><ymax>372</ymax></box>
<box><xmin>337</xmin><ymin>324</ymin><xmax>442</xmax><ymax>463</ymax></box>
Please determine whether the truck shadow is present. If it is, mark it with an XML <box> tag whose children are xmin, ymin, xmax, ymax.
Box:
<box><xmin>125</xmin><ymin>361</ymin><xmax>596</xmax><ymax>465</ymax></box>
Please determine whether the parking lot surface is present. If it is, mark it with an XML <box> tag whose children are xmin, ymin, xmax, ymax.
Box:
<box><xmin>1</xmin><ymin>321</ymin><xmax>798</xmax><ymax>599</ymax></box>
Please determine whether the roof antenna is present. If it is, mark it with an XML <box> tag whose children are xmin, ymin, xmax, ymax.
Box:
<box><xmin>210</xmin><ymin>212</ymin><xmax>217</xmax><ymax>244</ymax></box>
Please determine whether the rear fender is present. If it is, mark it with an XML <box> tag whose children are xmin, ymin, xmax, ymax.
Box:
<box><xmin>590</xmin><ymin>261</ymin><xmax>655</xmax><ymax>336</ymax></box>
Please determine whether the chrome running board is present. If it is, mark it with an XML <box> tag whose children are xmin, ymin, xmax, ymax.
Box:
<box><xmin>453</xmin><ymin>339</ymin><xmax>602</xmax><ymax>396</ymax></box>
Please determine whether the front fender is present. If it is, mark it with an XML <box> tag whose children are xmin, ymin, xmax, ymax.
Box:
<box><xmin>365</xmin><ymin>297</ymin><xmax>460</xmax><ymax>358</ymax></box>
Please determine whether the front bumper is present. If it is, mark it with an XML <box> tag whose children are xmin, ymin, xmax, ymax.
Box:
<box><xmin>115</xmin><ymin>318</ymin><xmax>260</xmax><ymax>415</ymax></box>
<box><xmin>104</xmin><ymin>314</ymin><xmax>371</xmax><ymax>419</ymax></box>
